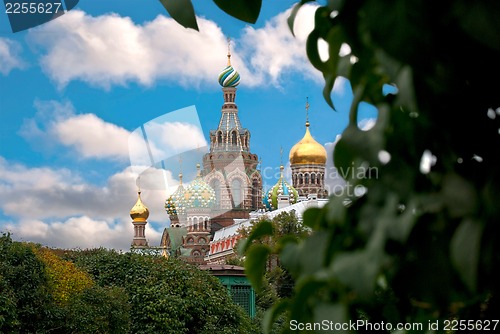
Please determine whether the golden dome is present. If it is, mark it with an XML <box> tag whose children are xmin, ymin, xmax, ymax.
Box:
<box><xmin>289</xmin><ymin>121</ymin><xmax>327</xmax><ymax>165</ymax></box>
<box><xmin>130</xmin><ymin>191</ymin><xmax>149</xmax><ymax>222</ymax></box>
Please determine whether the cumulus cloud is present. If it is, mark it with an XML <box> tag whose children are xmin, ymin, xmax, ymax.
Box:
<box><xmin>0</xmin><ymin>157</ymin><xmax>176</xmax><ymax>249</ymax></box>
<box><xmin>28</xmin><ymin>5</ymin><xmax>325</xmax><ymax>89</ymax></box>
<box><xmin>20</xmin><ymin>100</ymin><xmax>208</xmax><ymax>164</ymax></box>
<box><xmin>28</xmin><ymin>11</ymin><xmax>235</xmax><ymax>89</ymax></box>
<box><xmin>240</xmin><ymin>3</ymin><xmax>322</xmax><ymax>86</ymax></box>
<box><xmin>0</xmin><ymin>37</ymin><xmax>25</xmax><ymax>75</ymax></box>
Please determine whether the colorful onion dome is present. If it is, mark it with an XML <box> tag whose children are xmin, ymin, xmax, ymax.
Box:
<box><xmin>165</xmin><ymin>173</ymin><xmax>186</xmax><ymax>216</ymax></box>
<box><xmin>183</xmin><ymin>164</ymin><xmax>216</xmax><ymax>209</ymax></box>
<box><xmin>289</xmin><ymin>121</ymin><xmax>327</xmax><ymax>165</ymax></box>
<box><xmin>218</xmin><ymin>40</ymin><xmax>240</xmax><ymax>87</ymax></box>
<box><xmin>130</xmin><ymin>191</ymin><xmax>149</xmax><ymax>222</ymax></box>
<box><xmin>218</xmin><ymin>65</ymin><xmax>240</xmax><ymax>87</ymax></box>
<box><xmin>263</xmin><ymin>165</ymin><xmax>298</xmax><ymax>211</ymax></box>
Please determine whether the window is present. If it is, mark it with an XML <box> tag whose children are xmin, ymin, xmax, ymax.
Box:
<box><xmin>232</xmin><ymin>179</ymin><xmax>242</xmax><ymax>208</ymax></box>
<box><xmin>231</xmin><ymin>131</ymin><xmax>237</xmax><ymax>146</ymax></box>
<box><xmin>217</xmin><ymin>131</ymin><xmax>223</xmax><ymax>145</ymax></box>
<box><xmin>231</xmin><ymin>285</ymin><xmax>252</xmax><ymax>315</ymax></box>
<box><xmin>252</xmin><ymin>179</ymin><xmax>259</xmax><ymax>209</ymax></box>
<box><xmin>211</xmin><ymin>179</ymin><xmax>221</xmax><ymax>208</ymax></box>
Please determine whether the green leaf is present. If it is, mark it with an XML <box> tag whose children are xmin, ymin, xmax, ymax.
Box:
<box><xmin>238</xmin><ymin>220</ymin><xmax>274</xmax><ymax>253</ymax></box>
<box><xmin>287</xmin><ymin>1</ymin><xmax>315</xmax><ymax>36</ymax></box>
<box><xmin>451</xmin><ymin>219</ymin><xmax>482</xmax><ymax>292</ymax></box>
<box><xmin>302</xmin><ymin>207</ymin><xmax>322</xmax><ymax>229</ymax></box>
<box><xmin>313</xmin><ymin>303</ymin><xmax>348</xmax><ymax>333</ymax></box>
<box><xmin>262</xmin><ymin>298</ymin><xmax>289</xmax><ymax>334</ymax></box>
<box><xmin>244</xmin><ymin>244</ymin><xmax>271</xmax><ymax>292</ymax></box>
<box><xmin>159</xmin><ymin>0</ymin><xmax>198</xmax><ymax>30</ymax></box>
<box><xmin>331</xmin><ymin>250</ymin><xmax>381</xmax><ymax>300</ymax></box>
<box><xmin>213</xmin><ymin>0</ymin><xmax>262</xmax><ymax>24</ymax></box>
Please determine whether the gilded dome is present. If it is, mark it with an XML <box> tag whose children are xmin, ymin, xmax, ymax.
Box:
<box><xmin>289</xmin><ymin>121</ymin><xmax>327</xmax><ymax>165</ymax></box>
<box><xmin>130</xmin><ymin>191</ymin><xmax>149</xmax><ymax>222</ymax></box>
<box><xmin>183</xmin><ymin>165</ymin><xmax>216</xmax><ymax>209</ymax></box>
<box><xmin>165</xmin><ymin>173</ymin><xmax>186</xmax><ymax>216</ymax></box>
<box><xmin>263</xmin><ymin>165</ymin><xmax>298</xmax><ymax>211</ymax></box>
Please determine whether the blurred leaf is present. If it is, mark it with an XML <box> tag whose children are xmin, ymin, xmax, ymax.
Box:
<box><xmin>302</xmin><ymin>207</ymin><xmax>323</xmax><ymax>229</ymax></box>
<box><xmin>238</xmin><ymin>220</ymin><xmax>274</xmax><ymax>253</ymax></box>
<box><xmin>159</xmin><ymin>0</ymin><xmax>198</xmax><ymax>30</ymax></box>
<box><xmin>331</xmin><ymin>250</ymin><xmax>381</xmax><ymax>300</ymax></box>
<box><xmin>244</xmin><ymin>244</ymin><xmax>271</xmax><ymax>292</ymax></box>
<box><xmin>313</xmin><ymin>303</ymin><xmax>348</xmax><ymax>333</ymax></box>
<box><xmin>287</xmin><ymin>0</ymin><xmax>315</xmax><ymax>36</ymax></box>
<box><xmin>451</xmin><ymin>219</ymin><xmax>482</xmax><ymax>292</ymax></box>
<box><xmin>442</xmin><ymin>173</ymin><xmax>477</xmax><ymax>218</ymax></box>
<box><xmin>262</xmin><ymin>298</ymin><xmax>289</xmax><ymax>334</ymax></box>
<box><xmin>213</xmin><ymin>0</ymin><xmax>262</xmax><ymax>24</ymax></box>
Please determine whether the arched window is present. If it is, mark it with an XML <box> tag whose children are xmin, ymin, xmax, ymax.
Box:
<box><xmin>311</xmin><ymin>173</ymin><xmax>316</xmax><ymax>185</ymax></box>
<box><xmin>298</xmin><ymin>174</ymin><xmax>303</xmax><ymax>185</ymax></box>
<box><xmin>305</xmin><ymin>173</ymin><xmax>309</xmax><ymax>185</ymax></box>
<box><xmin>252</xmin><ymin>179</ymin><xmax>259</xmax><ymax>210</ymax></box>
<box><xmin>211</xmin><ymin>179</ymin><xmax>221</xmax><ymax>208</ymax></box>
<box><xmin>232</xmin><ymin>179</ymin><xmax>242</xmax><ymax>208</ymax></box>
<box><xmin>217</xmin><ymin>131</ymin><xmax>223</xmax><ymax>145</ymax></box>
<box><xmin>231</xmin><ymin>131</ymin><xmax>237</xmax><ymax>146</ymax></box>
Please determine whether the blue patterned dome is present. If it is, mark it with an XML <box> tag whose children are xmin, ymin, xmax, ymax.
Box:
<box><xmin>218</xmin><ymin>65</ymin><xmax>240</xmax><ymax>87</ymax></box>
<box><xmin>165</xmin><ymin>173</ymin><xmax>186</xmax><ymax>216</ymax></box>
<box><xmin>263</xmin><ymin>165</ymin><xmax>298</xmax><ymax>211</ymax></box>
<box><xmin>183</xmin><ymin>164</ymin><xmax>216</xmax><ymax>209</ymax></box>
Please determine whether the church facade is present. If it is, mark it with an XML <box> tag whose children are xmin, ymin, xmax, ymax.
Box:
<box><xmin>130</xmin><ymin>46</ymin><xmax>328</xmax><ymax>265</ymax></box>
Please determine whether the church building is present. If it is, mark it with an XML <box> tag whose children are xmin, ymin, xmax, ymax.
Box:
<box><xmin>130</xmin><ymin>44</ymin><xmax>328</xmax><ymax>265</ymax></box>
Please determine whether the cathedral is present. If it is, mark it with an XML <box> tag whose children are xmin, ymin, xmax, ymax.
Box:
<box><xmin>130</xmin><ymin>46</ymin><xmax>328</xmax><ymax>264</ymax></box>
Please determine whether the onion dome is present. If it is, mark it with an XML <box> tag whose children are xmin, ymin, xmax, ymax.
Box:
<box><xmin>289</xmin><ymin>121</ymin><xmax>327</xmax><ymax>165</ymax></box>
<box><xmin>218</xmin><ymin>39</ymin><xmax>240</xmax><ymax>87</ymax></box>
<box><xmin>218</xmin><ymin>66</ymin><xmax>240</xmax><ymax>87</ymax></box>
<box><xmin>130</xmin><ymin>191</ymin><xmax>149</xmax><ymax>222</ymax></box>
<box><xmin>263</xmin><ymin>165</ymin><xmax>298</xmax><ymax>211</ymax></box>
<box><xmin>165</xmin><ymin>173</ymin><xmax>186</xmax><ymax>216</ymax></box>
<box><xmin>183</xmin><ymin>164</ymin><xmax>216</xmax><ymax>209</ymax></box>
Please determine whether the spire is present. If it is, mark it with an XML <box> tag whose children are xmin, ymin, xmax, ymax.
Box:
<box><xmin>305</xmin><ymin>97</ymin><xmax>310</xmax><ymax>127</ymax></box>
<box><xmin>280</xmin><ymin>146</ymin><xmax>284</xmax><ymax>172</ymax></box>
<box><xmin>179</xmin><ymin>155</ymin><xmax>183</xmax><ymax>185</ymax></box>
<box><xmin>227</xmin><ymin>37</ymin><xmax>232</xmax><ymax>66</ymax></box>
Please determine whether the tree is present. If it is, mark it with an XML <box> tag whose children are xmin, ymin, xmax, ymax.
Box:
<box><xmin>163</xmin><ymin>0</ymin><xmax>500</xmax><ymax>332</ymax></box>
<box><xmin>64</xmin><ymin>248</ymin><xmax>256</xmax><ymax>334</ymax></box>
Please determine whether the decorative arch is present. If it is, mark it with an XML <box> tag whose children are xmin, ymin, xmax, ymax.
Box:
<box><xmin>231</xmin><ymin>178</ymin><xmax>242</xmax><ymax>208</ymax></box>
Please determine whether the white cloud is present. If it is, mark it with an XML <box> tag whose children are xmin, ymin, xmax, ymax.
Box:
<box><xmin>20</xmin><ymin>100</ymin><xmax>208</xmax><ymax>164</ymax></box>
<box><xmin>0</xmin><ymin>156</ymin><xmax>176</xmax><ymax>250</ymax></box>
<box><xmin>55</xmin><ymin>113</ymin><xmax>131</xmax><ymax>159</ymax></box>
<box><xmin>0</xmin><ymin>38</ymin><xmax>25</xmax><ymax>75</ymax></box>
<box><xmin>240</xmin><ymin>3</ymin><xmax>323</xmax><ymax>86</ymax></box>
<box><xmin>28</xmin><ymin>5</ymin><xmax>326</xmax><ymax>90</ymax></box>
<box><xmin>28</xmin><ymin>11</ymin><xmax>232</xmax><ymax>89</ymax></box>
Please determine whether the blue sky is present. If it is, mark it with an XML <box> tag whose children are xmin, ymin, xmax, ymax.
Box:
<box><xmin>0</xmin><ymin>0</ymin><xmax>377</xmax><ymax>249</ymax></box>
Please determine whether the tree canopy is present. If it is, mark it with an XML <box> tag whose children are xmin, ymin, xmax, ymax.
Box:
<box><xmin>162</xmin><ymin>0</ymin><xmax>500</xmax><ymax>332</ymax></box>
<box><xmin>0</xmin><ymin>234</ymin><xmax>255</xmax><ymax>333</ymax></box>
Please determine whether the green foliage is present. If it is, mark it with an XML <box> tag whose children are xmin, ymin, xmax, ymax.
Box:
<box><xmin>158</xmin><ymin>0</ymin><xmax>261</xmax><ymax>31</ymax></box>
<box><xmin>160</xmin><ymin>1</ymin><xmax>500</xmax><ymax>332</ymax></box>
<box><xmin>0</xmin><ymin>234</ymin><xmax>52</xmax><ymax>333</ymax></box>
<box><xmin>34</xmin><ymin>247</ymin><xmax>94</xmax><ymax>305</ymax></box>
<box><xmin>0</xmin><ymin>235</ymin><xmax>130</xmax><ymax>333</ymax></box>
<box><xmin>64</xmin><ymin>248</ymin><xmax>256</xmax><ymax>333</ymax></box>
<box><xmin>159</xmin><ymin>0</ymin><xmax>198</xmax><ymax>30</ymax></box>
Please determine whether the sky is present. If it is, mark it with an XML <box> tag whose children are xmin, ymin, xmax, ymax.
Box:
<box><xmin>0</xmin><ymin>0</ymin><xmax>377</xmax><ymax>250</ymax></box>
